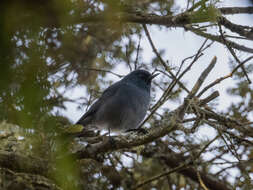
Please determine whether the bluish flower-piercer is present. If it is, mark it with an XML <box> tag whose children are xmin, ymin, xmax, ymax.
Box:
<box><xmin>76</xmin><ymin>70</ymin><xmax>159</xmax><ymax>134</ymax></box>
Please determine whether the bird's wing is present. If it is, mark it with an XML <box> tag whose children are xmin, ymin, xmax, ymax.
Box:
<box><xmin>76</xmin><ymin>81</ymin><xmax>122</xmax><ymax>126</ymax></box>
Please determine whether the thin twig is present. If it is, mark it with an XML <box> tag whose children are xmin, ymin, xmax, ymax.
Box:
<box><xmin>189</xmin><ymin>56</ymin><xmax>217</xmax><ymax>98</ymax></box>
<box><xmin>196</xmin><ymin>135</ymin><xmax>219</xmax><ymax>159</ymax></box>
<box><xmin>142</xmin><ymin>24</ymin><xmax>169</xmax><ymax>70</ymax></box>
<box><xmin>217</xmin><ymin>127</ymin><xmax>241</xmax><ymax>162</ymax></box>
<box><xmin>134</xmin><ymin>34</ymin><xmax>142</xmax><ymax>70</ymax></box>
<box><xmin>142</xmin><ymin>39</ymin><xmax>213</xmax><ymax>126</ymax></box>
<box><xmin>189</xmin><ymin>136</ymin><xmax>219</xmax><ymax>190</ymax></box>
<box><xmin>224</xmin><ymin>35</ymin><xmax>248</xmax><ymax>40</ymax></box>
<box><xmin>132</xmin><ymin>162</ymin><xmax>190</xmax><ymax>190</ymax></box>
<box><xmin>126</xmin><ymin>40</ymin><xmax>132</xmax><ymax>71</ymax></box>
<box><xmin>142</xmin><ymin>24</ymin><xmax>189</xmax><ymax>92</ymax></box>
<box><xmin>176</xmin><ymin>39</ymin><xmax>210</xmax><ymax>79</ymax></box>
<box><xmin>83</xmin><ymin>67</ymin><xmax>123</xmax><ymax>78</ymax></box>
<box><xmin>199</xmin><ymin>91</ymin><xmax>219</xmax><ymax>106</ymax></box>
<box><xmin>218</xmin><ymin>16</ymin><xmax>253</xmax><ymax>40</ymax></box>
<box><xmin>187</xmin><ymin>0</ymin><xmax>209</xmax><ymax>12</ymax></box>
<box><xmin>139</xmin><ymin>48</ymin><xmax>202</xmax><ymax>127</ymax></box>
<box><xmin>219</xmin><ymin>7</ymin><xmax>253</xmax><ymax>15</ymax></box>
<box><xmin>197</xmin><ymin>55</ymin><xmax>253</xmax><ymax>97</ymax></box>
<box><xmin>178</xmin><ymin>57</ymin><xmax>217</xmax><ymax>120</ymax></box>
<box><xmin>176</xmin><ymin>39</ymin><xmax>214</xmax><ymax>77</ymax></box>
<box><xmin>183</xmin><ymin>117</ymin><xmax>197</xmax><ymax>123</ymax></box>
<box><xmin>218</xmin><ymin>24</ymin><xmax>251</xmax><ymax>83</ymax></box>
<box><xmin>187</xmin><ymin>136</ymin><xmax>218</xmax><ymax>190</ymax></box>
<box><xmin>186</xmin><ymin>25</ymin><xmax>253</xmax><ymax>54</ymax></box>
<box><xmin>176</xmin><ymin>38</ymin><xmax>209</xmax><ymax>77</ymax></box>
<box><xmin>197</xmin><ymin>170</ymin><xmax>210</xmax><ymax>190</ymax></box>
<box><xmin>231</xmin><ymin>56</ymin><xmax>253</xmax><ymax>75</ymax></box>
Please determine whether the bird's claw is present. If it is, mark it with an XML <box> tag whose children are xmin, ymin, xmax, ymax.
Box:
<box><xmin>108</xmin><ymin>136</ymin><xmax>116</xmax><ymax>147</ymax></box>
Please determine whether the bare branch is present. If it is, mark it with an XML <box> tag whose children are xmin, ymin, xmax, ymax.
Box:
<box><xmin>197</xmin><ymin>170</ymin><xmax>210</xmax><ymax>190</ymax></box>
<box><xmin>218</xmin><ymin>24</ymin><xmax>251</xmax><ymax>83</ymax></box>
<box><xmin>199</xmin><ymin>91</ymin><xmax>220</xmax><ymax>106</ymax></box>
<box><xmin>134</xmin><ymin>34</ymin><xmax>142</xmax><ymax>69</ymax></box>
<box><xmin>142</xmin><ymin>145</ymin><xmax>233</xmax><ymax>190</ymax></box>
<box><xmin>189</xmin><ymin>27</ymin><xmax>253</xmax><ymax>53</ymax></box>
<box><xmin>219</xmin><ymin>7</ymin><xmax>253</xmax><ymax>15</ymax></box>
<box><xmin>218</xmin><ymin>16</ymin><xmax>253</xmax><ymax>41</ymax></box>
<box><xmin>178</xmin><ymin>57</ymin><xmax>216</xmax><ymax>120</ymax></box>
<box><xmin>142</xmin><ymin>24</ymin><xmax>169</xmax><ymax>70</ymax></box>
<box><xmin>74</xmin><ymin>116</ymin><xmax>180</xmax><ymax>160</ymax></box>
<box><xmin>83</xmin><ymin>67</ymin><xmax>123</xmax><ymax>78</ymax></box>
<box><xmin>0</xmin><ymin>168</ymin><xmax>60</xmax><ymax>190</ymax></box>
<box><xmin>189</xmin><ymin>56</ymin><xmax>217</xmax><ymax>98</ymax></box>
<box><xmin>139</xmin><ymin>39</ymin><xmax>212</xmax><ymax>128</ymax></box>
<box><xmin>231</xmin><ymin>56</ymin><xmax>253</xmax><ymax>75</ymax></box>
<box><xmin>197</xmin><ymin>55</ymin><xmax>253</xmax><ymax>97</ymax></box>
<box><xmin>0</xmin><ymin>150</ymin><xmax>49</xmax><ymax>176</ymax></box>
<box><xmin>132</xmin><ymin>162</ymin><xmax>190</xmax><ymax>190</ymax></box>
<box><xmin>79</xmin><ymin>11</ymin><xmax>194</xmax><ymax>28</ymax></box>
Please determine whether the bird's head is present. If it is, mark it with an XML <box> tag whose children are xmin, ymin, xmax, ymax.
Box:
<box><xmin>123</xmin><ymin>70</ymin><xmax>159</xmax><ymax>91</ymax></box>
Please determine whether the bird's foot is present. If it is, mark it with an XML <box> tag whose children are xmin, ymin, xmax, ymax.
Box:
<box><xmin>108</xmin><ymin>136</ymin><xmax>116</xmax><ymax>148</ymax></box>
<box><xmin>105</xmin><ymin>128</ymin><xmax>116</xmax><ymax>147</ymax></box>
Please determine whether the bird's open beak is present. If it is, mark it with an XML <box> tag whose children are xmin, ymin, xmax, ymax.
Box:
<box><xmin>149</xmin><ymin>73</ymin><xmax>159</xmax><ymax>81</ymax></box>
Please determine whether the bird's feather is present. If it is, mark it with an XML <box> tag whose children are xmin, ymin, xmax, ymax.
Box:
<box><xmin>75</xmin><ymin>69</ymin><xmax>156</xmax><ymax>133</ymax></box>
<box><xmin>76</xmin><ymin>81</ymin><xmax>122</xmax><ymax>126</ymax></box>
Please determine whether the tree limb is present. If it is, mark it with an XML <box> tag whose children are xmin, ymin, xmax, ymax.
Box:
<box><xmin>0</xmin><ymin>150</ymin><xmax>49</xmax><ymax>176</ymax></box>
<box><xmin>186</xmin><ymin>26</ymin><xmax>253</xmax><ymax>53</ymax></box>
<box><xmin>0</xmin><ymin>167</ymin><xmax>60</xmax><ymax>190</ymax></box>
<box><xmin>218</xmin><ymin>16</ymin><xmax>253</xmax><ymax>41</ymax></box>
<box><xmin>219</xmin><ymin>7</ymin><xmax>253</xmax><ymax>15</ymax></box>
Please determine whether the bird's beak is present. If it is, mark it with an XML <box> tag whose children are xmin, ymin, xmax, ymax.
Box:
<box><xmin>149</xmin><ymin>73</ymin><xmax>159</xmax><ymax>81</ymax></box>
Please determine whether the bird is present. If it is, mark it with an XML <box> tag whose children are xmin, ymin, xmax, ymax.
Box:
<box><xmin>75</xmin><ymin>69</ymin><xmax>159</xmax><ymax>136</ymax></box>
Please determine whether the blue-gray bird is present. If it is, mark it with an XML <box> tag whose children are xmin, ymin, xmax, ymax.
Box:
<box><xmin>75</xmin><ymin>70</ymin><xmax>158</xmax><ymax>135</ymax></box>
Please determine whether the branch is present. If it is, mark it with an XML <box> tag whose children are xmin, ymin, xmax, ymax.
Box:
<box><xmin>142</xmin><ymin>23</ymin><xmax>189</xmax><ymax>92</ymax></box>
<box><xmin>196</xmin><ymin>108</ymin><xmax>253</xmax><ymax>138</ymax></box>
<box><xmin>199</xmin><ymin>91</ymin><xmax>219</xmax><ymax>106</ymax></box>
<box><xmin>74</xmin><ymin>114</ymin><xmax>180</xmax><ymax>160</ymax></box>
<box><xmin>132</xmin><ymin>162</ymin><xmax>190</xmax><ymax>190</ymax></box>
<box><xmin>140</xmin><ymin>32</ymin><xmax>213</xmax><ymax>127</ymax></box>
<box><xmin>83</xmin><ymin>67</ymin><xmax>123</xmax><ymax>78</ymax></box>
<box><xmin>189</xmin><ymin>56</ymin><xmax>217</xmax><ymax>98</ymax></box>
<box><xmin>161</xmin><ymin>152</ymin><xmax>233</xmax><ymax>190</ymax></box>
<box><xmin>218</xmin><ymin>16</ymin><xmax>253</xmax><ymax>41</ymax></box>
<box><xmin>197</xmin><ymin>56</ymin><xmax>253</xmax><ymax>97</ymax></box>
<box><xmin>186</xmin><ymin>26</ymin><xmax>253</xmax><ymax>53</ymax></box>
<box><xmin>218</xmin><ymin>24</ymin><xmax>251</xmax><ymax>83</ymax></box>
<box><xmin>0</xmin><ymin>167</ymin><xmax>60</xmax><ymax>190</ymax></box>
<box><xmin>178</xmin><ymin>57</ymin><xmax>217</xmax><ymax>119</ymax></box>
<box><xmin>134</xmin><ymin>136</ymin><xmax>219</xmax><ymax>190</ymax></box>
<box><xmin>141</xmin><ymin>144</ymin><xmax>233</xmax><ymax>190</ymax></box>
<box><xmin>219</xmin><ymin>7</ymin><xmax>253</xmax><ymax>15</ymax></box>
<box><xmin>76</xmin><ymin>6</ymin><xmax>253</xmax><ymax>28</ymax></box>
<box><xmin>0</xmin><ymin>150</ymin><xmax>49</xmax><ymax>176</ymax></box>
<box><xmin>77</xmin><ymin>9</ymin><xmax>253</xmax><ymax>54</ymax></box>
<box><xmin>79</xmin><ymin>11</ymin><xmax>197</xmax><ymax>27</ymax></box>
